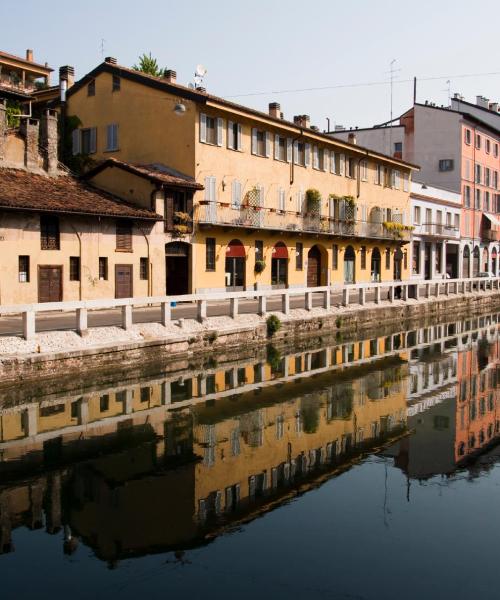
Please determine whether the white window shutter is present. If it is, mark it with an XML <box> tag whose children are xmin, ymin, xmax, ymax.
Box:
<box><xmin>274</xmin><ymin>134</ymin><xmax>279</xmax><ymax>160</ymax></box>
<box><xmin>237</xmin><ymin>181</ymin><xmax>242</xmax><ymax>207</ymax></box>
<box><xmin>323</xmin><ymin>150</ymin><xmax>328</xmax><ymax>172</ymax></box>
<box><xmin>305</xmin><ymin>143</ymin><xmax>311</xmax><ymax>167</ymax></box>
<box><xmin>72</xmin><ymin>129</ymin><xmax>80</xmax><ymax>155</ymax></box>
<box><xmin>231</xmin><ymin>180</ymin><xmax>236</xmax><ymax>207</ymax></box>
<box><xmin>339</xmin><ymin>154</ymin><xmax>345</xmax><ymax>176</ymax></box>
<box><xmin>313</xmin><ymin>145</ymin><xmax>318</xmax><ymax>169</ymax></box>
<box><xmin>251</xmin><ymin>128</ymin><xmax>257</xmax><ymax>155</ymax></box>
<box><xmin>259</xmin><ymin>185</ymin><xmax>264</xmax><ymax>206</ymax></box>
<box><xmin>216</xmin><ymin>118</ymin><xmax>223</xmax><ymax>146</ymax></box>
<box><xmin>204</xmin><ymin>176</ymin><xmax>211</xmax><ymax>201</ymax></box>
<box><xmin>106</xmin><ymin>125</ymin><xmax>112</xmax><ymax>150</ymax></box>
<box><xmin>90</xmin><ymin>127</ymin><xmax>97</xmax><ymax>153</ymax></box>
<box><xmin>200</xmin><ymin>113</ymin><xmax>207</xmax><ymax>143</ymax></box>
<box><xmin>265</xmin><ymin>131</ymin><xmax>270</xmax><ymax>157</ymax></box>
<box><xmin>293</xmin><ymin>140</ymin><xmax>298</xmax><ymax>165</ymax></box>
<box><xmin>330</xmin><ymin>151</ymin><xmax>335</xmax><ymax>174</ymax></box>
<box><xmin>237</xmin><ymin>124</ymin><xmax>242</xmax><ymax>150</ymax></box>
<box><xmin>287</xmin><ymin>138</ymin><xmax>292</xmax><ymax>163</ymax></box>
<box><xmin>227</xmin><ymin>120</ymin><xmax>234</xmax><ymax>149</ymax></box>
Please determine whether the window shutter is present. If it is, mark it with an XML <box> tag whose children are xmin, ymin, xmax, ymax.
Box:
<box><xmin>200</xmin><ymin>113</ymin><xmax>207</xmax><ymax>143</ymax></box>
<box><xmin>216</xmin><ymin>117</ymin><xmax>223</xmax><ymax>146</ymax></box>
<box><xmin>227</xmin><ymin>120</ymin><xmax>234</xmax><ymax>149</ymax></box>
<box><xmin>251</xmin><ymin>128</ymin><xmax>257</xmax><ymax>155</ymax></box>
<box><xmin>72</xmin><ymin>129</ymin><xmax>80</xmax><ymax>155</ymax></box>
<box><xmin>236</xmin><ymin>124</ymin><xmax>242</xmax><ymax>150</ymax></box>
<box><xmin>339</xmin><ymin>154</ymin><xmax>345</xmax><ymax>176</ymax></box>
<box><xmin>274</xmin><ymin>134</ymin><xmax>280</xmax><ymax>160</ymax></box>
<box><xmin>232</xmin><ymin>180</ymin><xmax>242</xmax><ymax>208</ymax></box>
<box><xmin>165</xmin><ymin>192</ymin><xmax>174</xmax><ymax>231</ymax></box>
<box><xmin>305</xmin><ymin>143</ymin><xmax>311</xmax><ymax>167</ymax></box>
<box><xmin>323</xmin><ymin>150</ymin><xmax>328</xmax><ymax>172</ymax></box>
<box><xmin>106</xmin><ymin>124</ymin><xmax>112</xmax><ymax>150</ymax></box>
<box><xmin>265</xmin><ymin>131</ymin><xmax>271</xmax><ymax>157</ymax></box>
<box><xmin>293</xmin><ymin>140</ymin><xmax>299</xmax><ymax>165</ymax></box>
<box><xmin>210</xmin><ymin>176</ymin><xmax>217</xmax><ymax>202</ymax></box>
<box><xmin>237</xmin><ymin>181</ymin><xmax>242</xmax><ymax>208</ymax></box>
<box><xmin>90</xmin><ymin>127</ymin><xmax>97</xmax><ymax>153</ymax></box>
<box><xmin>330</xmin><ymin>151</ymin><xmax>335</xmax><ymax>174</ymax></box>
<box><xmin>204</xmin><ymin>176</ymin><xmax>211</xmax><ymax>201</ymax></box>
<box><xmin>287</xmin><ymin>138</ymin><xmax>292</xmax><ymax>163</ymax></box>
<box><xmin>313</xmin><ymin>145</ymin><xmax>318</xmax><ymax>169</ymax></box>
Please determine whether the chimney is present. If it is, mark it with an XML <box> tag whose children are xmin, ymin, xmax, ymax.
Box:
<box><xmin>41</xmin><ymin>110</ymin><xmax>58</xmax><ymax>174</ymax></box>
<box><xmin>0</xmin><ymin>101</ymin><xmax>6</xmax><ymax>161</ymax></box>
<box><xmin>164</xmin><ymin>69</ymin><xmax>177</xmax><ymax>83</ymax></box>
<box><xmin>476</xmin><ymin>95</ymin><xmax>489</xmax><ymax>109</ymax></box>
<box><xmin>293</xmin><ymin>114</ymin><xmax>310</xmax><ymax>128</ymax></box>
<box><xmin>348</xmin><ymin>132</ymin><xmax>357</xmax><ymax>145</ymax></box>
<box><xmin>21</xmin><ymin>118</ymin><xmax>40</xmax><ymax>170</ymax></box>
<box><xmin>268</xmin><ymin>102</ymin><xmax>281</xmax><ymax>118</ymax></box>
<box><xmin>489</xmin><ymin>102</ymin><xmax>499</xmax><ymax>113</ymax></box>
<box><xmin>26</xmin><ymin>49</ymin><xmax>33</xmax><ymax>62</ymax></box>
<box><xmin>334</xmin><ymin>124</ymin><xmax>345</xmax><ymax>131</ymax></box>
<box><xmin>310</xmin><ymin>125</ymin><xmax>319</xmax><ymax>132</ymax></box>
<box><xmin>59</xmin><ymin>66</ymin><xmax>75</xmax><ymax>88</ymax></box>
<box><xmin>105</xmin><ymin>56</ymin><xmax>117</xmax><ymax>65</ymax></box>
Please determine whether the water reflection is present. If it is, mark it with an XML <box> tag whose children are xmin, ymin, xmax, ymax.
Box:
<box><xmin>0</xmin><ymin>313</ymin><xmax>498</xmax><ymax>565</ymax></box>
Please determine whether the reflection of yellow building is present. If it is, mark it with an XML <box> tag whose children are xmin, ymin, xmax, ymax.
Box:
<box><xmin>66</xmin><ymin>59</ymin><xmax>417</xmax><ymax>295</ymax></box>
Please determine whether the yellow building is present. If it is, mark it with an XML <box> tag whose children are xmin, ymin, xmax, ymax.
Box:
<box><xmin>67</xmin><ymin>58</ymin><xmax>418</xmax><ymax>295</ymax></box>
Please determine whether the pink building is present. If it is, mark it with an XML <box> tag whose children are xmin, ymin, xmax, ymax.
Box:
<box><xmin>331</xmin><ymin>96</ymin><xmax>500</xmax><ymax>277</ymax></box>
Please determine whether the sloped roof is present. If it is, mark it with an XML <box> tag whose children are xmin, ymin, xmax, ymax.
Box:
<box><xmin>0</xmin><ymin>168</ymin><xmax>161</xmax><ymax>220</ymax></box>
<box><xmin>85</xmin><ymin>158</ymin><xmax>204</xmax><ymax>189</ymax></box>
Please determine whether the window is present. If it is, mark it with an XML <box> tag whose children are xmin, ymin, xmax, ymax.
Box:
<box><xmin>464</xmin><ymin>185</ymin><xmax>471</xmax><ymax>207</ymax></box>
<box><xmin>87</xmin><ymin>79</ymin><xmax>95</xmax><ymax>96</ymax></box>
<box><xmin>394</xmin><ymin>141</ymin><xmax>403</xmax><ymax>154</ymax></box>
<box><xmin>255</xmin><ymin>240</ymin><xmax>264</xmax><ymax>262</ymax></box>
<box><xmin>296</xmin><ymin>242</ymin><xmax>303</xmax><ymax>270</ymax></box>
<box><xmin>140</xmin><ymin>387</ymin><xmax>151</xmax><ymax>403</ymax></box>
<box><xmin>360</xmin><ymin>159</ymin><xmax>368</xmax><ymax>181</ymax></box>
<box><xmin>69</xmin><ymin>256</ymin><xmax>80</xmax><ymax>281</ymax></box>
<box><xmin>475</xmin><ymin>164</ymin><xmax>481</xmax><ymax>184</ymax></box>
<box><xmin>116</xmin><ymin>220</ymin><xmax>132</xmax><ymax>251</ymax></box>
<box><xmin>106</xmin><ymin>123</ymin><xmax>119</xmax><ymax>151</ymax></box>
<box><xmin>439</xmin><ymin>159</ymin><xmax>454</xmax><ymax>172</ymax></box>
<box><xmin>414</xmin><ymin>206</ymin><xmax>421</xmax><ymax>225</ymax></box>
<box><xmin>18</xmin><ymin>256</ymin><xmax>29</xmax><ymax>282</ymax></box>
<box><xmin>385</xmin><ymin>248</ymin><xmax>391</xmax><ymax>270</ymax></box>
<box><xmin>80</xmin><ymin>127</ymin><xmax>97</xmax><ymax>154</ymax></box>
<box><xmin>274</xmin><ymin>135</ymin><xmax>291</xmax><ymax>162</ymax></box>
<box><xmin>227</xmin><ymin>121</ymin><xmax>242</xmax><ymax>151</ymax></box>
<box><xmin>252</xmin><ymin>128</ymin><xmax>270</xmax><ymax>157</ymax></box>
<box><xmin>206</xmin><ymin>237</ymin><xmax>216</xmax><ymax>271</ymax></box>
<box><xmin>140</xmin><ymin>257</ymin><xmax>148</xmax><ymax>280</ymax></box>
<box><xmin>475</xmin><ymin>189</ymin><xmax>481</xmax><ymax>209</ymax></box>
<box><xmin>475</xmin><ymin>134</ymin><xmax>481</xmax><ymax>149</ymax></box>
<box><xmin>112</xmin><ymin>75</ymin><xmax>120</xmax><ymax>92</ymax></box>
<box><xmin>486</xmin><ymin>139</ymin><xmax>491</xmax><ymax>154</ymax></box>
<box><xmin>294</xmin><ymin>141</ymin><xmax>310</xmax><ymax>167</ymax></box>
<box><xmin>464</xmin><ymin>128</ymin><xmax>471</xmax><ymax>145</ymax></box>
<box><xmin>231</xmin><ymin>180</ymin><xmax>242</xmax><ymax>208</ymax></box>
<box><xmin>484</xmin><ymin>191</ymin><xmax>490</xmax><ymax>212</ymax></box>
<box><xmin>40</xmin><ymin>215</ymin><xmax>60</xmax><ymax>250</ymax></box>
<box><xmin>485</xmin><ymin>167</ymin><xmax>491</xmax><ymax>187</ymax></box>
<box><xmin>278</xmin><ymin>188</ymin><xmax>286</xmax><ymax>212</ymax></box>
<box><xmin>347</xmin><ymin>157</ymin><xmax>356</xmax><ymax>178</ymax></box>
<box><xmin>413</xmin><ymin>242</ymin><xmax>420</xmax><ymax>274</ymax></box>
<box><xmin>375</xmin><ymin>164</ymin><xmax>382</xmax><ymax>185</ymax></box>
<box><xmin>313</xmin><ymin>146</ymin><xmax>327</xmax><ymax>171</ymax></box>
<box><xmin>332</xmin><ymin>244</ymin><xmax>338</xmax><ymax>270</ymax></box>
<box><xmin>446</xmin><ymin>212</ymin><xmax>452</xmax><ymax>226</ymax></box>
<box><xmin>99</xmin><ymin>257</ymin><xmax>108</xmax><ymax>280</ymax></box>
<box><xmin>391</xmin><ymin>169</ymin><xmax>401</xmax><ymax>189</ymax></box>
<box><xmin>360</xmin><ymin>246</ymin><xmax>366</xmax><ymax>269</ymax></box>
<box><xmin>494</xmin><ymin>144</ymin><xmax>499</xmax><ymax>158</ymax></box>
<box><xmin>494</xmin><ymin>171</ymin><xmax>498</xmax><ymax>190</ymax></box>
<box><xmin>100</xmin><ymin>394</ymin><xmax>109</xmax><ymax>412</ymax></box>
<box><xmin>200</xmin><ymin>113</ymin><xmax>222</xmax><ymax>146</ymax></box>
<box><xmin>454</xmin><ymin>214</ymin><xmax>460</xmax><ymax>230</ymax></box>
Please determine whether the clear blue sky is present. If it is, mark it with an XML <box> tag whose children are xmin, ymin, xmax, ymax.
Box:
<box><xmin>2</xmin><ymin>0</ymin><xmax>498</xmax><ymax>129</ymax></box>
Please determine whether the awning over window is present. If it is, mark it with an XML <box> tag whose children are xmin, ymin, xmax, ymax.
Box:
<box><xmin>484</xmin><ymin>213</ymin><xmax>500</xmax><ymax>227</ymax></box>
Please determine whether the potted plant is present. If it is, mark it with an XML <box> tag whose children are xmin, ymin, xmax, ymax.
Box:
<box><xmin>174</xmin><ymin>211</ymin><xmax>192</xmax><ymax>224</ymax></box>
<box><xmin>254</xmin><ymin>259</ymin><xmax>266</xmax><ymax>273</ymax></box>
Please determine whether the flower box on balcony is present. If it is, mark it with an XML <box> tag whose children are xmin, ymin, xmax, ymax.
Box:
<box><xmin>199</xmin><ymin>200</ymin><xmax>210</xmax><ymax>205</ymax></box>
<box><xmin>220</xmin><ymin>202</ymin><xmax>230</xmax><ymax>208</ymax></box>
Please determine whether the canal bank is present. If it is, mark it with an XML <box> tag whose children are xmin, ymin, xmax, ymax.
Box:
<box><xmin>1</xmin><ymin>289</ymin><xmax>499</xmax><ymax>389</ymax></box>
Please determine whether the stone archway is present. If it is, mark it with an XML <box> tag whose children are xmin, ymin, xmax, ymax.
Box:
<box><xmin>307</xmin><ymin>244</ymin><xmax>328</xmax><ymax>287</ymax></box>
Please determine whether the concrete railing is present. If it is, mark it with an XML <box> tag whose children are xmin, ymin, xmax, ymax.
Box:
<box><xmin>0</xmin><ymin>277</ymin><xmax>498</xmax><ymax>341</ymax></box>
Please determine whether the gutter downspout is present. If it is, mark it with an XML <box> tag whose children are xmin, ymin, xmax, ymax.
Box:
<box><xmin>69</xmin><ymin>223</ymin><xmax>82</xmax><ymax>300</ymax></box>
<box><xmin>138</xmin><ymin>223</ymin><xmax>151</xmax><ymax>296</ymax></box>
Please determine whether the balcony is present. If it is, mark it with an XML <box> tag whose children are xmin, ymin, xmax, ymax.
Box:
<box><xmin>413</xmin><ymin>223</ymin><xmax>460</xmax><ymax>239</ymax></box>
<box><xmin>481</xmin><ymin>229</ymin><xmax>500</xmax><ymax>242</ymax></box>
<box><xmin>195</xmin><ymin>202</ymin><xmax>411</xmax><ymax>242</ymax></box>
<box><xmin>0</xmin><ymin>73</ymin><xmax>46</xmax><ymax>96</ymax></box>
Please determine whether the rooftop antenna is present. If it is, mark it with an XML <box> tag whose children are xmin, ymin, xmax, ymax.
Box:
<box><xmin>388</xmin><ymin>59</ymin><xmax>401</xmax><ymax>155</ymax></box>
<box><xmin>193</xmin><ymin>64</ymin><xmax>207</xmax><ymax>89</ymax></box>
<box><xmin>100</xmin><ymin>38</ymin><xmax>105</xmax><ymax>58</ymax></box>
<box><xmin>444</xmin><ymin>79</ymin><xmax>451</xmax><ymax>106</ymax></box>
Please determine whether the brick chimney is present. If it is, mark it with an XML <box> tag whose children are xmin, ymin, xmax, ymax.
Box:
<box><xmin>0</xmin><ymin>101</ymin><xmax>6</xmax><ymax>161</ymax></box>
<box><xmin>293</xmin><ymin>114</ymin><xmax>310</xmax><ymax>128</ymax></box>
<box><xmin>41</xmin><ymin>110</ymin><xmax>58</xmax><ymax>173</ymax></box>
<box><xmin>269</xmin><ymin>102</ymin><xmax>281</xmax><ymax>118</ymax></box>
<box><xmin>21</xmin><ymin>118</ymin><xmax>40</xmax><ymax>170</ymax></box>
<box><xmin>59</xmin><ymin>65</ymin><xmax>75</xmax><ymax>88</ymax></box>
<box><xmin>26</xmin><ymin>49</ymin><xmax>33</xmax><ymax>62</ymax></box>
<box><xmin>164</xmin><ymin>69</ymin><xmax>177</xmax><ymax>83</ymax></box>
<box><xmin>348</xmin><ymin>132</ymin><xmax>357</xmax><ymax>145</ymax></box>
<box><xmin>105</xmin><ymin>56</ymin><xmax>117</xmax><ymax>65</ymax></box>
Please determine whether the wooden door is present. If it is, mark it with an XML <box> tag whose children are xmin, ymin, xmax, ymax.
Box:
<box><xmin>115</xmin><ymin>264</ymin><xmax>133</xmax><ymax>298</ymax></box>
<box><xmin>38</xmin><ymin>266</ymin><xmax>62</xmax><ymax>303</ymax></box>
<box><xmin>307</xmin><ymin>246</ymin><xmax>321</xmax><ymax>287</ymax></box>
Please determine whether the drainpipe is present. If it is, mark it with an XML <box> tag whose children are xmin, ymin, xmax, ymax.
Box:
<box><xmin>138</xmin><ymin>223</ymin><xmax>151</xmax><ymax>296</ymax></box>
<box><xmin>69</xmin><ymin>223</ymin><xmax>83</xmax><ymax>300</ymax></box>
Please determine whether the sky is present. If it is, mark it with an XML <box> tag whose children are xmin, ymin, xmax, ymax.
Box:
<box><xmin>2</xmin><ymin>0</ymin><xmax>498</xmax><ymax>130</ymax></box>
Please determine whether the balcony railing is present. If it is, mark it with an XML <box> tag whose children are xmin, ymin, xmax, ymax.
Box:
<box><xmin>413</xmin><ymin>223</ymin><xmax>460</xmax><ymax>239</ymax></box>
<box><xmin>482</xmin><ymin>229</ymin><xmax>500</xmax><ymax>242</ymax></box>
<box><xmin>195</xmin><ymin>202</ymin><xmax>411</xmax><ymax>241</ymax></box>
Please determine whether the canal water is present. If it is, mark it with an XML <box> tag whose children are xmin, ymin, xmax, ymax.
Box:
<box><xmin>0</xmin><ymin>313</ymin><xmax>499</xmax><ymax>599</ymax></box>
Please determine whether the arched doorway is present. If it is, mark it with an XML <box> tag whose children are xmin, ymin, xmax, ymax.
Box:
<box><xmin>165</xmin><ymin>241</ymin><xmax>190</xmax><ymax>295</ymax></box>
<box><xmin>307</xmin><ymin>245</ymin><xmax>322</xmax><ymax>287</ymax></box>
<box><xmin>492</xmin><ymin>248</ymin><xmax>498</xmax><ymax>275</ymax></box>
<box><xmin>473</xmin><ymin>246</ymin><xmax>480</xmax><ymax>277</ymax></box>
<box><xmin>344</xmin><ymin>245</ymin><xmax>356</xmax><ymax>284</ymax></box>
<box><xmin>225</xmin><ymin>239</ymin><xmax>246</xmax><ymax>290</ymax></box>
<box><xmin>394</xmin><ymin>248</ymin><xmax>403</xmax><ymax>281</ymax></box>
<box><xmin>371</xmin><ymin>247</ymin><xmax>381</xmax><ymax>282</ymax></box>
<box><xmin>482</xmin><ymin>248</ymin><xmax>489</xmax><ymax>273</ymax></box>
<box><xmin>271</xmin><ymin>242</ymin><xmax>288</xmax><ymax>288</ymax></box>
<box><xmin>463</xmin><ymin>246</ymin><xmax>470</xmax><ymax>278</ymax></box>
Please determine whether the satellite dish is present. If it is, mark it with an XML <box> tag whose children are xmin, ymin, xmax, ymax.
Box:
<box><xmin>188</xmin><ymin>82</ymin><xmax>195</xmax><ymax>89</ymax></box>
<box><xmin>195</xmin><ymin>64</ymin><xmax>207</xmax><ymax>77</ymax></box>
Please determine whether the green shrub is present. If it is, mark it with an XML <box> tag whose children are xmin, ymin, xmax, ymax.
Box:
<box><xmin>266</xmin><ymin>314</ymin><xmax>281</xmax><ymax>337</ymax></box>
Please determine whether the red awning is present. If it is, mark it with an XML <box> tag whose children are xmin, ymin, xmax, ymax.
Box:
<box><xmin>272</xmin><ymin>243</ymin><xmax>288</xmax><ymax>259</ymax></box>
<box><xmin>226</xmin><ymin>241</ymin><xmax>246</xmax><ymax>258</ymax></box>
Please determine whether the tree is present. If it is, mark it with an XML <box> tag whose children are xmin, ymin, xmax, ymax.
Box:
<box><xmin>132</xmin><ymin>52</ymin><xmax>165</xmax><ymax>77</ymax></box>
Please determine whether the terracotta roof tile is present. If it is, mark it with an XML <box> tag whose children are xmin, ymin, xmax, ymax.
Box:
<box><xmin>0</xmin><ymin>168</ymin><xmax>161</xmax><ymax>220</ymax></box>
